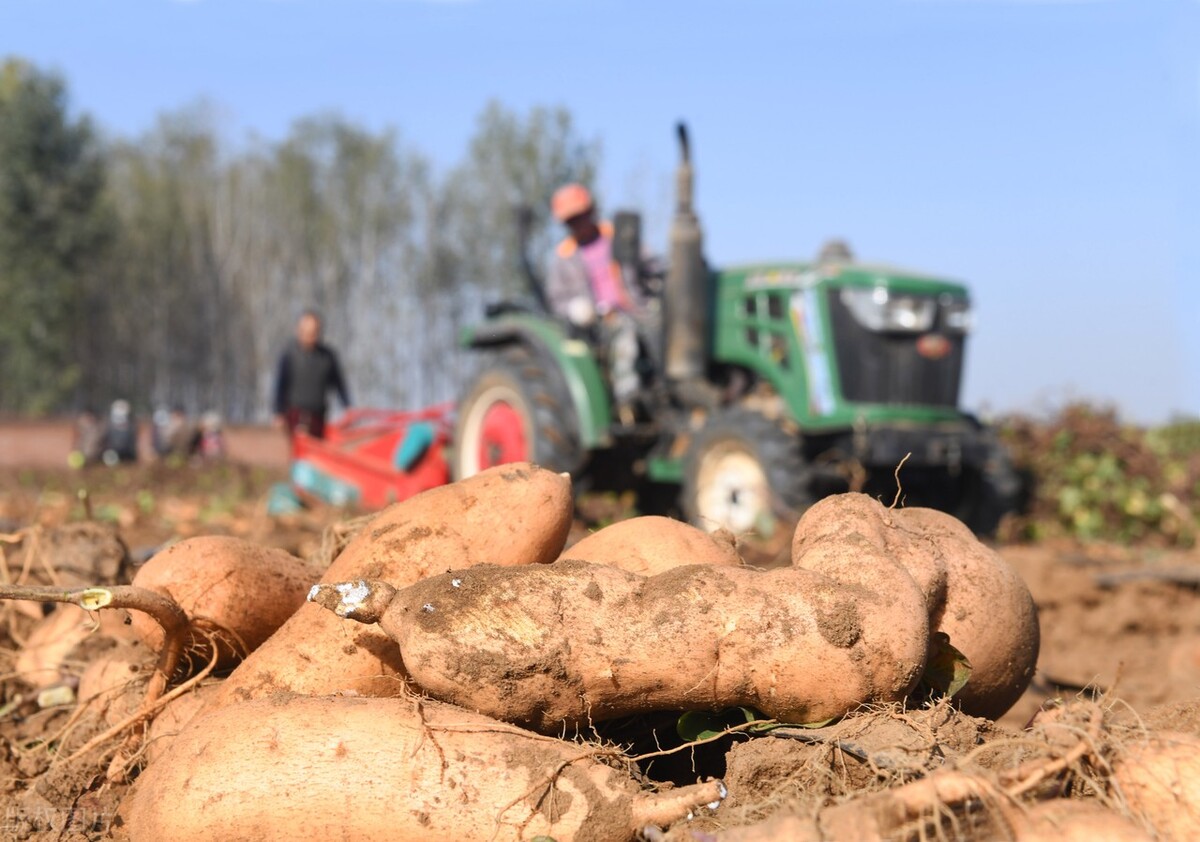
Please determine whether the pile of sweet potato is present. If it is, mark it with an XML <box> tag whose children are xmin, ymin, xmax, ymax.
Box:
<box><xmin>7</xmin><ymin>464</ymin><xmax>1193</xmax><ymax>841</ymax></box>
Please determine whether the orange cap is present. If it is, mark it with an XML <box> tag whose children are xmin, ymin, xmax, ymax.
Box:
<box><xmin>551</xmin><ymin>183</ymin><xmax>594</xmax><ymax>222</ymax></box>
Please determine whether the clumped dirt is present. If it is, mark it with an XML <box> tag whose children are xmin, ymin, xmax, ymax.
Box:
<box><xmin>3</xmin><ymin>455</ymin><xmax>1200</xmax><ymax>840</ymax></box>
<box><xmin>700</xmin><ymin>703</ymin><xmax>1005</xmax><ymax>831</ymax></box>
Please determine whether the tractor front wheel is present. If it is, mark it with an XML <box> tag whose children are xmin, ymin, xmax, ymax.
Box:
<box><xmin>452</xmin><ymin>346</ymin><xmax>582</xmax><ymax>480</ymax></box>
<box><xmin>681</xmin><ymin>408</ymin><xmax>813</xmax><ymax>538</ymax></box>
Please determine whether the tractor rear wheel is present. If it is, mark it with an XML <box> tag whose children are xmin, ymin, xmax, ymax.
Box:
<box><xmin>681</xmin><ymin>408</ymin><xmax>813</xmax><ymax>538</ymax></box>
<box><xmin>452</xmin><ymin>345</ymin><xmax>583</xmax><ymax>480</ymax></box>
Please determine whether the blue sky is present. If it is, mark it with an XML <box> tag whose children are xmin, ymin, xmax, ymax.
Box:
<box><xmin>4</xmin><ymin>0</ymin><xmax>1197</xmax><ymax>423</ymax></box>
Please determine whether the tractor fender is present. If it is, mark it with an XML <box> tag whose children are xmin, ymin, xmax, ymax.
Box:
<box><xmin>462</xmin><ymin>317</ymin><xmax>613</xmax><ymax>449</ymax></box>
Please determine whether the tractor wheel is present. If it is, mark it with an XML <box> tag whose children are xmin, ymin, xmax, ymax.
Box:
<box><xmin>681</xmin><ymin>408</ymin><xmax>813</xmax><ymax>538</ymax></box>
<box><xmin>452</xmin><ymin>345</ymin><xmax>583</xmax><ymax>480</ymax></box>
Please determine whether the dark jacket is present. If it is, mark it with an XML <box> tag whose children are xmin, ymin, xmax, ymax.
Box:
<box><xmin>273</xmin><ymin>342</ymin><xmax>350</xmax><ymax>415</ymax></box>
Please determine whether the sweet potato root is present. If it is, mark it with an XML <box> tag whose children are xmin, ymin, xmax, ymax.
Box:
<box><xmin>128</xmin><ymin>536</ymin><xmax>323</xmax><ymax>667</ymax></box>
<box><xmin>692</xmin><ymin>775</ymin><xmax>1152</xmax><ymax>842</ymax></box>
<box><xmin>793</xmin><ymin>494</ymin><xmax>1039</xmax><ymax>719</ymax></box>
<box><xmin>1013</xmin><ymin>800</ymin><xmax>1152</xmax><ymax>841</ymax></box>
<box><xmin>208</xmin><ymin>463</ymin><xmax>573</xmax><ymax>708</ymax></box>
<box><xmin>123</xmin><ymin>694</ymin><xmax>725</xmax><ymax>842</ymax></box>
<box><xmin>142</xmin><ymin>682</ymin><xmax>222</xmax><ymax>766</ymax></box>
<box><xmin>14</xmin><ymin>604</ymin><xmax>133</xmax><ymax>688</ymax></box>
<box><xmin>791</xmin><ymin>494</ymin><xmax>947</xmax><ymax>614</ymax></box>
<box><xmin>564</xmin><ymin>516</ymin><xmax>742</xmax><ymax>576</ymax></box>
<box><xmin>76</xmin><ymin>643</ymin><xmax>152</xmax><ymax>728</ymax></box>
<box><xmin>889</xmin><ymin>506</ymin><xmax>1039</xmax><ymax>719</ymax></box>
<box><xmin>318</xmin><ymin>530</ymin><xmax>929</xmax><ymax>731</ymax></box>
<box><xmin>1112</xmin><ymin>731</ymin><xmax>1200</xmax><ymax>839</ymax></box>
<box><xmin>15</xmin><ymin>606</ymin><xmax>93</xmax><ymax>689</ymax></box>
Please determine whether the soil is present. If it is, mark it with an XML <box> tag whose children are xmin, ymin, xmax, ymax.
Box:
<box><xmin>1000</xmin><ymin>541</ymin><xmax>1200</xmax><ymax>729</ymax></box>
<box><xmin>2</xmin><ymin>423</ymin><xmax>1199</xmax><ymax>840</ymax></box>
<box><xmin>0</xmin><ymin>419</ymin><xmax>288</xmax><ymax>472</ymax></box>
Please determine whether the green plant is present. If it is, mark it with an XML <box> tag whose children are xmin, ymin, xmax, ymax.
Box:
<box><xmin>1000</xmin><ymin>404</ymin><xmax>1199</xmax><ymax>546</ymax></box>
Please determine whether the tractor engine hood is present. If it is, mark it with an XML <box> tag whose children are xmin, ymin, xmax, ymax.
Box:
<box><xmin>712</xmin><ymin>261</ymin><xmax>974</xmax><ymax>430</ymax></box>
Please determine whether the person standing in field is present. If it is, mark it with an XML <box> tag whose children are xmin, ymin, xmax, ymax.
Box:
<box><xmin>272</xmin><ymin>310</ymin><xmax>351</xmax><ymax>440</ymax></box>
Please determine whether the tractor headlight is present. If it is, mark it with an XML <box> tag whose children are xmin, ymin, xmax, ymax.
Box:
<box><xmin>940</xmin><ymin>297</ymin><xmax>973</xmax><ymax>333</ymax></box>
<box><xmin>840</xmin><ymin>287</ymin><xmax>937</xmax><ymax>333</ymax></box>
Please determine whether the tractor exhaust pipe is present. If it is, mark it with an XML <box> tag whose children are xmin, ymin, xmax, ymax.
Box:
<box><xmin>663</xmin><ymin>123</ymin><xmax>710</xmax><ymax>393</ymax></box>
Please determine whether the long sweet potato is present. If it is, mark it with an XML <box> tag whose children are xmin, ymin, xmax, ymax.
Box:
<box><xmin>317</xmin><ymin>530</ymin><xmax>929</xmax><ymax>731</ymax></box>
<box><xmin>208</xmin><ymin>463</ymin><xmax>573</xmax><ymax>708</ymax></box>
<box><xmin>123</xmin><ymin>694</ymin><xmax>725</xmax><ymax>842</ymax></box>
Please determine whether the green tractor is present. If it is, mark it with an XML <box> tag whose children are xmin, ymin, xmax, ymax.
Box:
<box><xmin>452</xmin><ymin>125</ymin><xmax>1019</xmax><ymax>537</ymax></box>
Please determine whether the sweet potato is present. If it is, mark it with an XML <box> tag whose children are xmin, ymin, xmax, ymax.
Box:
<box><xmin>699</xmin><ymin>780</ymin><xmax>1152</xmax><ymax>842</ymax></box>
<box><xmin>1112</xmin><ymin>731</ymin><xmax>1200</xmax><ymax>839</ymax></box>
<box><xmin>142</xmin><ymin>682</ymin><xmax>222</xmax><ymax>765</ymax></box>
<box><xmin>694</xmin><ymin>810</ymin><xmax>818</xmax><ymax>842</ymax></box>
<box><xmin>15</xmin><ymin>605</ymin><xmax>135</xmax><ymax>688</ymax></box>
<box><xmin>123</xmin><ymin>694</ymin><xmax>725</xmax><ymax>842</ymax></box>
<box><xmin>208</xmin><ymin>463</ymin><xmax>573</xmax><ymax>708</ymax></box>
<box><xmin>1013</xmin><ymin>800</ymin><xmax>1151</xmax><ymax>841</ymax></box>
<box><xmin>793</xmin><ymin>494</ymin><xmax>1039</xmax><ymax>719</ymax></box>
<box><xmin>76</xmin><ymin>643</ymin><xmax>152</xmax><ymax>728</ymax></box>
<box><xmin>319</xmin><ymin>530</ymin><xmax>929</xmax><ymax>731</ymax></box>
<box><xmin>129</xmin><ymin>535</ymin><xmax>324</xmax><ymax>666</ymax></box>
<box><xmin>15</xmin><ymin>606</ymin><xmax>92</xmax><ymax>688</ymax></box>
<box><xmin>890</xmin><ymin>506</ymin><xmax>1039</xmax><ymax>719</ymax></box>
<box><xmin>564</xmin><ymin>516</ymin><xmax>742</xmax><ymax>576</ymax></box>
<box><xmin>791</xmin><ymin>494</ymin><xmax>947</xmax><ymax>614</ymax></box>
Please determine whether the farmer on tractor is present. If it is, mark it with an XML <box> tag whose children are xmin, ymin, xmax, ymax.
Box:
<box><xmin>545</xmin><ymin>184</ymin><xmax>651</xmax><ymax>425</ymax></box>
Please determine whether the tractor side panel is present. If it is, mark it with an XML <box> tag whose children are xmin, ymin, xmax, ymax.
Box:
<box><xmin>712</xmin><ymin>267</ymin><xmax>826</xmax><ymax>425</ymax></box>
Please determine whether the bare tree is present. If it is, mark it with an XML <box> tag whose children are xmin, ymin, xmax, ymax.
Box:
<box><xmin>74</xmin><ymin>98</ymin><xmax>601</xmax><ymax>422</ymax></box>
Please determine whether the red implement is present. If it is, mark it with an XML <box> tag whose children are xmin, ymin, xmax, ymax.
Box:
<box><xmin>289</xmin><ymin>404</ymin><xmax>453</xmax><ymax>509</ymax></box>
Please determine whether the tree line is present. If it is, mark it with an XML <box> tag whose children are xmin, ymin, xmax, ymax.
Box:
<box><xmin>0</xmin><ymin>57</ymin><xmax>599</xmax><ymax>421</ymax></box>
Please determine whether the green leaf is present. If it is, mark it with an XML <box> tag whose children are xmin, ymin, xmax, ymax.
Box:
<box><xmin>788</xmin><ymin>716</ymin><xmax>837</xmax><ymax>729</ymax></box>
<box><xmin>918</xmin><ymin>632</ymin><xmax>972</xmax><ymax>700</ymax></box>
